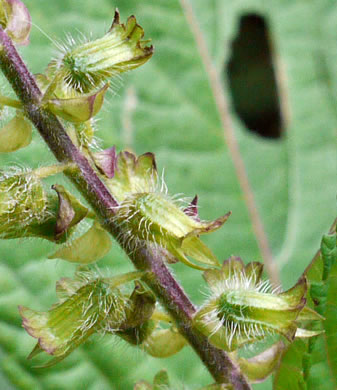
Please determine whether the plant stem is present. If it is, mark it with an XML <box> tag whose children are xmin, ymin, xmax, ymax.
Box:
<box><xmin>0</xmin><ymin>27</ymin><xmax>251</xmax><ymax>389</ymax></box>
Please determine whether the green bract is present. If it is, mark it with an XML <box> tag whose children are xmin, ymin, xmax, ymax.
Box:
<box><xmin>0</xmin><ymin>113</ymin><xmax>32</xmax><ymax>152</ymax></box>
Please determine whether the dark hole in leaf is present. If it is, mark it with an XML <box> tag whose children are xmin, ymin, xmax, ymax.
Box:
<box><xmin>226</xmin><ymin>14</ymin><xmax>283</xmax><ymax>139</ymax></box>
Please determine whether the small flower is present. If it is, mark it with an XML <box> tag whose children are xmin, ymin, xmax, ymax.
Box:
<box><xmin>96</xmin><ymin>149</ymin><xmax>231</xmax><ymax>270</ymax></box>
<box><xmin>193</xmin><ymin>257</ymin><xmax>322</xmax><ymax>351</ymax></box>
<box><xmin>0</xmin><ymin>0</ymin><xmax>31</xmax><ymax>45</ymax></box>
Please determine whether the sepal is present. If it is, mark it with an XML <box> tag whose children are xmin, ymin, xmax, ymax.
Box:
<box><xmin>52</xmin><ymin>184</ymin><xmax>88</xmax><ymax>240</ymax></box>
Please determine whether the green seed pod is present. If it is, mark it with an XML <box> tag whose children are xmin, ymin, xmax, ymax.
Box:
<box><xmin>19</xmin><ymin>274</ymin><xmax>129</xmax><ymax>367</ymax></box>
<box><xmin>0</xmin><ymin>114</ymin><xmax>32</xmax><ymax>153</ymax></box>
<box><xmin>48</xmin><ymin>10</ymin><xmax>153</xmax><ymax>94</ymax></box>
<box><xmin>193</xmin><ymin>257</ymin><xmax>322</xmax><ymax>351</ymax></box>
<box><xmin>0</xmin><ymin>0</ymin><xmax>31</xmax><ymax>45</ymax></box>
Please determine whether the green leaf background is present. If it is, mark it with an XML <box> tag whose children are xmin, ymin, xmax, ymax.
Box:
<box><xmin>0</xmin><ymin>0</ymin><xmax>335</xmax><ymax>389</ymax></box>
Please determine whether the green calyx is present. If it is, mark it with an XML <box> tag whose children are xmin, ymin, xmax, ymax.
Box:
<box><xmin>48</xmin><ymin>10</ymin><xmax>153</xmax><ymax>94</ymax></box>
<box><xmin>103</xmin><ymin>149</ymin><xmax>230</xmax><ymax>269</ymax></box>
<box><xmin>19</xmin><ymin>268</ymin><xmax>145</xmax><ymax>367</ymax></box>
<box><xmin>0</xmin><ymin>170</ymin><xmax>88</xmax><ymax>242</ymax></box>
<box><xmin>193</xmin><ymin>257</ymin><xmax>323</xmax><ymax>352</ymax></box>
<box><xmin>0</xmin><ymin>168</ymin><xmax>48</xmax><ymax>239</ymax></box>
<box><xmin>115</xmin><ymin>191</ymin><xmax>230</xmax><ymax>269</ymax></box>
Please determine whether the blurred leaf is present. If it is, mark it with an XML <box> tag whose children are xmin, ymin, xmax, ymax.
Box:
<box><xmin>273</xmin><ymin>231</ymin><xmax>337</xmax><ymax>390</ymax></box>
<box><xmin>0</xmin><ymin>0</ymin><xmax>336</xmax><ymax>389</ymax></box>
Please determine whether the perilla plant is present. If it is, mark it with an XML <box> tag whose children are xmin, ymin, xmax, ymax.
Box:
<box><xmin>0</xmin><ymin>1</ymin><xmax>334</xmax><ymax>389</ymax></box>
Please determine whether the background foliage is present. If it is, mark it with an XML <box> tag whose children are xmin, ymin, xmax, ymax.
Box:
<box><xmin>0</xmin><ymin>0</ymin><xmax>335</xmax><ymax>389</ymax></box>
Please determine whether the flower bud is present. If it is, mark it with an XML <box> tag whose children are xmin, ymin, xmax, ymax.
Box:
<box><xmin>48</xmin><ymin>10</ymin><xmax>153</xmax><ymax>94</ymax></box>
<box><xmin>0</xmin><ymin>113</ymin><xmax>32</xmax><ymax>152</ymax></box>
<box><xmin>0</xmin><ymin>0</ymin><xmax>31</xmax><ymax>45</ymax></box>
<box><xmin>193</xmin><ymin>257</ymin><xmax>322</xmax><ymax>351</ymax></box>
